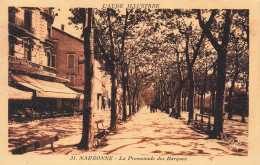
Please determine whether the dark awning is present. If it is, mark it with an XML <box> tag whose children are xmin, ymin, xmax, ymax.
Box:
<box><xmin>10</xmin><ymin>74</ymin><xmax>83</xmax><ymax>99</ymax></box>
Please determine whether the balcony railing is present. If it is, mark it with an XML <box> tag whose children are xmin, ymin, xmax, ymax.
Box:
<box><xmin>9</xmin><ymin>56</ymin><xmax>70</xmax><ymax>82</ymax></box>
<box><xmin>9</xmin><ymin>55</ymin><xmax>56</xmax><ymax>74</ymax></box>
<box><xmin>41</xmin><ymin>8</ymin><xmax>55</xmax><ymax>23</ymax></box>
<box><xmin>45</xmin><ymin>36</ymin><xmax>54</xmax><ymax>46</ymax></box>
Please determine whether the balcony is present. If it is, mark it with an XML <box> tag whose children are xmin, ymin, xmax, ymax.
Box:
<box><xmin>45</xmin><ymin>36</ymin><xmax>55</xmax><ymax>47</ymax></box>
<box><xmin>41</xmin><ymin>8</ymin><xmax>55</xmax><ymax>23</ymax></box>
<box><xmin>42</xmin><ymin>8</ymin><xmax>54</xmax><ymax>16</ymax></box>
<box><xmin>9</xmin><ymin>55</ymin><xmax>70</xmax><ymax>82</ymax></box>
<box><xmin>9</xmin><ymin>16</ymin><xmax>35</xmax><ymax>35</ymax></box>
<box><xmin>8</xmin><ymin>56</ymin><xmax>66</xmax><ymax>80</ymax></box>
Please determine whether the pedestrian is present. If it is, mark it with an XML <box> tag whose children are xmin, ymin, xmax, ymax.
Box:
<box><xmin>170</xmin><ymin>107</ymin><xmax>176</xmax><ymax>117</ymax></box>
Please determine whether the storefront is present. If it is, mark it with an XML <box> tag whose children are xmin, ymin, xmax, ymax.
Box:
<box><xmin>9</xmin><ymin>74</ymin><xmax>83</xmax><ymax>117</ymax></box>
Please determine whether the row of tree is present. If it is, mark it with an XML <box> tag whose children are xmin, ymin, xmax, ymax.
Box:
<box><xmin>150</xmin><ymin>9</ymin><xmax>249</xmax><ymax>138</ymax></box>
<box><xmin>69</xmin><ymin>8</ymin><xmax>154</xmax><ymax>150</ymax></box>
<box><xmin>69</xmin><ymin>8</ymin><xmax>249</xmax><ymax>149</ymax></box>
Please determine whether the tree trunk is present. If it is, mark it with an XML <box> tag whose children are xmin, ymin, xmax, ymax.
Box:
<box><xmin>210</xmin><ymin>93</ymin><xmax>212</xmax><ymax>109</ymax></box>
<box><xmin>197</xmin><ymin>94</ymin><xmax>200</xmax><ymax>109</ymax></box>
<box><xmin>119</xmin><ymin>9</ymin><xmax>129</xmax><ymax>120</ymax></box>
<box><xmin>200</xmin><ymin>93</ymin><xmax>204</xmax><ymax>114</ymax></box>
<box><xmin>110</xmin><ymin>66</ymin><xmax>118</xmax><ymax>131</ymax></box>
<box><xmin>126</xmin><ymin>63</ymin><xmax>131</xmax><ymax>117</ymax></box>
<box><xmin>212</xmin><ymin>50</ymin><xmax>227</xmax><ymax>139</ymax></box>
<box><xmin>176</xmin><ymin>89</ymin><xmax>181</xmax><ymax>118</ymax></box>
<box><xmin>203</xmin><ymin>93</ymin><xmax>206</xmax><ymax>108</ymax></box>
<box><xmin>181</xmin><ymin>94</ymin><xmax>184</xmax><ymax>111</ymax></box>
<box><xmin>242</xmin><ymin>81</ymin><xmax>248</xmax><ymax>123</ymax></box>
<box><xmin>227</xmin><ymin>87</ymin><xmax>233</xmax><ymax>120</ymax></box>
<box><xmin>193</xmin><ymin>92</ymin><xmax>196</xmax><ymax>107</ymax></box>
<box><xmin>132</xmin><ymin>92</ymin><xmax>136</xmax><ymax>114</ymax></box>
<box><xmin>228</xmin><ymin>71</ymin><xmax>239</xmax><ymax>120</ymax></box>
<box><xmin>211</xmin><ymin>91</ymin><xmax>216</xmax><ymax>113</ymax></box>
<box><xmin>243</xmin><ymin>80</ymin><xmax>249</xmax><ymax>121</ymax></box>
<box><xmin>187</xmin><ymin>72</ymin><xmax>194</xmax><ymax>124</ymax></box>
<box><xmin>128</xmin><ymin>94</ymin><xmax>132</xmax><ymax>116</ymax></box>
<box><xmin>185</xmin><ymin>34</ymin><xmax>195</xmax><ymax>124</ymax></box>
<box><xmin>165</xmin><ymin>87</ymin><xmax>170</xmax><ymax>114</ymax></box>
<box><xmin>160</xmin><ymin>84</ymin><xmax>164</xmax><ymax>111</ymax></box>
<box><xmin>172</xmin><ymin>80</ymin><xmax>186</xmax><ymax>109</ymax></box>
<box><xmin>184</xmin><ymin>96</ymin><xmax>187</xmax><ymax>111</ymax></box>
<box><xmin>78</xmin><ymin>8</ymin><xmax>95</xmax><ymax>150</ymax></box>
<box><xmin>122</xmin><ymin>66</ymin><xmax>127</xmax><ymax>121</ymax></box>
<box><xmin>241</xmin><ymin>104</ymin><xmax>245</xmax><ymax>123</ymax></box>
<box><xmin>137</xmin><ymin>93</ymin><xmax>140</xmax><ymax>112</ymax></box>
<box><xmin>197</xmin><ymin>9</ymin><xmax>232</xmax><ymax>139</ymax></box>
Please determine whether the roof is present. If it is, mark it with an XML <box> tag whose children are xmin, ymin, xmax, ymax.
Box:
<box><xmin>52</xmin><ymin>26</ymin><xmax>84</xmax><ymax>43</ymax></box>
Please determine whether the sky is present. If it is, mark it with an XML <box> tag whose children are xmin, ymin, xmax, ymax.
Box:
<box><xmin>52</xmin><ymin>7</ymin><xmax>127</xmax><ymax>39</ymax></box>
<box><xmin>53</xmin><ymin>7</ymin><xmax>83</xmax><ymax>39</ymax></box>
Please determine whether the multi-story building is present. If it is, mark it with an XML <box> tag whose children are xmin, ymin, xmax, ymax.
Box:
<box><xmin>52</xmin><ymin>26</ymin><xmax>111</xmax><ymax>111</ymax></box>
<box><xmin>8</xmin><ymin>7</ymin><xmax>82</xmax><ymax>121</ymax></box>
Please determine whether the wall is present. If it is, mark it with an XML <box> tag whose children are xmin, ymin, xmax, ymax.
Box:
<box><xmin>52</xmin><ymin>28</ymin><xmax>85</xmax><ymax>86</ymax></box>
<box><xmin>52</xmin><ymin>27</ymin><xmax>112</xmax><ymax>110</ymax></box>
<box><xmin>11</xmin><ymin>8</ymin><xmax>51</xmax><ymax>67</ymax></box>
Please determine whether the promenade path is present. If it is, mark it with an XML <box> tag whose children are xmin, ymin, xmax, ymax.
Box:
<box><xmin>20</xmin><ymin>107</ymin><xmax>248</xmax><ymax>156</ymax></box>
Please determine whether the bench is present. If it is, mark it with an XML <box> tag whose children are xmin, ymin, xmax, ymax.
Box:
<box><xmin>74</xmin><ymin>110</ymin><xmax>83</xmax><ymax>116</ymax></box>
<box><xmin>11</xmin><ymin>135</ymin><xmax>59</xmax><ymax>154</ymax></box>
<box><xmin>49</xmin><ymin>112</ymin><xmax>58</xmax><ymax>119</ymax></box>
<box><xmin>12</xmin><ymin>108</ymin><xmax>34</xmax><ymax>123</ymax></box>
<box><xmin>94</xmin><ymin>120</ymin><xmax>108</xmax><ymax>144</ymax></box>
<box><xmin>117</xmin><ymin>118</ymin><xmax>123</xmax><ymax>125</ymax></box>
<box><xmin>203</xmin><ymin>107</ymin><xmax>214</xmax><ymax>116</ymax></box>
<box><xmin>169</xmin><ymin>108</ymin><xmax>176</xmax><ymax>118</ymax></box>
<box><xmin>193</xmin><ymin>113</ymin><xmax>213</xmax><ymax>134</ymax></box>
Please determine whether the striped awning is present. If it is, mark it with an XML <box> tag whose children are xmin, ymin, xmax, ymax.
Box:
<box><xmin>10</xmin><ymin>74</ymin><xmax>83</xmax><ymax>99</ymax></box>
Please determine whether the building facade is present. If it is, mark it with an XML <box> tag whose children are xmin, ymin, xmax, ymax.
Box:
<box><xmin>52</xmin><ymin>26</ymin><xmax>112</xmax><ymax>111</ymax></box>
<box><xmin>8</xmin><ymin>7</ymin><xmax>82</xmax><ymax>122</ymax></box>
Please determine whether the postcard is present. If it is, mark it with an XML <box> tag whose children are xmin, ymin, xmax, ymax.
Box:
<box><xmin>1</xmin><ymin>0</ymin><xmax>260</xmax><ymax>164</ymax></box>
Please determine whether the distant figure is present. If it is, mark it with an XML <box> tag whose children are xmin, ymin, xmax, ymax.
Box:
<box><xmin>119</xmin><ymin>105</ymin><xmax>122</xmax><ymax>115</ymax></box>
<box><xmin>169</xmin><ymin>107</ymin><xmax>176</xmax><ymax>117</ymax></box>
<box><xmin>150</xmin><ymin>104</ymin><xmax>155</xmax><ymax>113</ymax></box>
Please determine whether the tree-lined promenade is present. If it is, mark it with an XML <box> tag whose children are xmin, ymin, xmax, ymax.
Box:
<box><xmin>73</xmin><ymin>8</ymin><xmax>248</xmax><ymax>150</ymax></box>
<box><xmin>17</xmin><ymin>107</ymin><xmax>248</xmax><ymax>156</ymax></box>
<box><xmin>9</xmin><ymin>8</ymin><xmax>248</xmax><ymax>154</ymax></box>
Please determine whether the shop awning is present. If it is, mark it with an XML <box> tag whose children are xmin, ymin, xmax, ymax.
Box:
<box><xmin>8</xmin><ymin>86</ymin><xmax>33</xmax><ymax>100</ymax></box>
<box><xmin>10</xmin><ymin>74</ymin><xmax>83</xmax><ymax>99</ymax></box>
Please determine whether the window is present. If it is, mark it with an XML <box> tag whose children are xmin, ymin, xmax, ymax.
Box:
<box><xmin>51</xmin><ymin>54</ymin><xmax>56</xmax><ymax>67</ymax></box>
<box><xmin>53</xmin><ymin>39</ymin><xmax>58</xmax><ymax>53</ymax></box>
<box><xmin>24</xmin><ymin>9</ymin><xmax>32</xmax><ymax>32</ymax></box>
<box><xmin>8</xmin><ymin>7</ymin><xmax>16</xmax><ymax>23</ymax></box>
<box><xmin>9</xmin><ymin>42</ymin><xmax>15</xmax><ymax>56</ymax></box>
<box><xmin>47</xmin><ymin>52</ymin><xmax>51</xmax><ymax>66</ymax></box>
<box><xmin>25</xmin><ymin>46</ymin><xmax>32</xmax><ymax>61</ymax></box>
<box><xmin>47</xmin><ymin>26</ymin><xmax>51</xmax><ymax>40</ymax></box>
<box><xmin>67</xmin><ymin>54</ymin><xmax>75</xmax><ymax>68</ymax></box>
<box><xmin>27</xmin><ymin>47</ymin><xmax>32</xmax><ymax>61</ymax></box>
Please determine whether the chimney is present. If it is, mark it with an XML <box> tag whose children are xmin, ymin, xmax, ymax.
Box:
<box><xmin>61</xmin><ymin>24</ymin><xmax>65</xmax><ymax>31</ymax></box>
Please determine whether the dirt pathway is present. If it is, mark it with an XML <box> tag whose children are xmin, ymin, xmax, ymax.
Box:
<box><xmin>21</xmin><ymin>107</ymin><xmax>247</xmax><ymax>156</ymax></box>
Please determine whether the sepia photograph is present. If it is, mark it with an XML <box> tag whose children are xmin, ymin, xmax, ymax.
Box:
<box><xmin>1</xmin><ymin>0</ymin><xmax>260</xmax><ymax>164</ymax></box>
